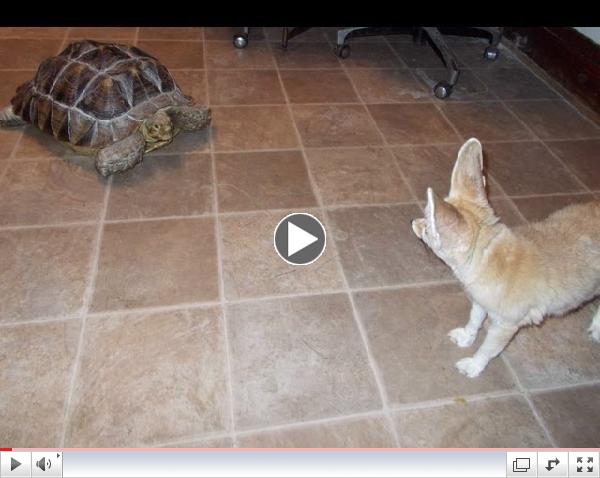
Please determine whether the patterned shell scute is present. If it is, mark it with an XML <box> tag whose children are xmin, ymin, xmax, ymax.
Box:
<box><xmin>11</xmin><ymin>40</ymin><xmax>189</xmax><ymax>149</ymax></box>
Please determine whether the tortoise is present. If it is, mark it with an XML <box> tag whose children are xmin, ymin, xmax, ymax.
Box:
<box><xmin>0</xmin><ymin>40</ymin><xmax>211</xmax><ymax>176</ymax></box>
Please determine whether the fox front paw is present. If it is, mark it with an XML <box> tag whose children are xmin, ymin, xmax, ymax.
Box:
<box><xmin>455</xmin><ymin>357</ymin><xmax>485</xmax><ymax>378</ymax></box>
<box><xmin>448</xmin><ymin>327</ymin><xmax>476</xmax><ymax>348</ymax></box>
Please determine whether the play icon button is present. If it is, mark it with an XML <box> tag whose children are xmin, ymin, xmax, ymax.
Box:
<box><xmin>274</xmin><ymin>213</ymin><xmax>326</xmax><ymax>265</ymax></box>
<box><xmin>11</xmin><ymin>458</ymin><xmax>21</xmax><ymax>471</ymax></box>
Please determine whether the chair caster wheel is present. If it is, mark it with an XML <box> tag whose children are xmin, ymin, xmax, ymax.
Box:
<box><xmin>336</xmin><ymin>44</ymin><xmax>351</xmax><ymax>59</ymax></box>
<box><xmin>233</xmin><ymin>34</ymin><xmax>248</xmax><ymax>49</ymax></box>
<box><xmin>434</xmin><ymin>81</ymin><xmax>453</xmax><ymax>99</ymax></box>
<box><xmin>484</xmin><ymin>46</ymin><xmax>499</xmax><ymax>61</ymax></box>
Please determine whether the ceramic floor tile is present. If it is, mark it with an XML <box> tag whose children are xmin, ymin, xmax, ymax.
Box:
<box><xmin>227</xmin><ymin>294</ymin><xmax>381</xmax><ymax>429</ymax></box>
<box><xmin>353</xmin><ymin>284</ymin><xmax>515</xmax><ymax>404</ymax></box>
<box><xmin>14</xmin><ymin>125</ymin><xmax>74</xmax><ymax>160</ymax></box>
<box><xmin>138</xmin><ymin>27</ymin><xmax>203</xmax><ymax>41</ymax></box>
<box><xmin>545</xmin><ymin>139</ymin><xmax>600</xmax><ymax>190</ymax></box>
<box><xmin>484</xmin><ymin>141</ymin><xmax>584</xmax><ymax>195</ymax></box>
<box><xmin>292</xmin><ymin>105</ymin><xmax>382</xmax><ymax>148</ymax></box>
<box><xmin>204</xmin><ymin>27</ymin><xmax>265</xmax><ymax>41</ymax></box>
<box><xmin>339</xmin><ymin>43</ymin><xmax>404</xmax><ymax>68</ymax></box>
<box><xmin>273</xmin><ymin>42</ymin><xmax>341</xmax><ymax>69</ymax></box>
<box><xmin>68</xmin><ymin>27</ymin><xmax>137</xmax><ymax>41</ymax></box>
<box><xmin>205</xmin><ymin>41</ymin><xmax>275</xmax><ymax>69</ymax></box>
<box><xmin>512</xmin><ymin>194</ymin><xmax>597</xmax><ymax>223</ymax></box>
<box><xmin>389</xmin><ymin>41</ymin><xmax>449</xmax><ymax>68</ymax></box>
<box><xmin>473</xmin><ymin>67</ymin><xmax>557</xmax><ymax>100</ymax></box>
<box><xmin>91</xmin><ymin>218</ymin><xmax>219</xmax><ymax>312</ymax></box>
<box><xmin>328</xmin><ymin>205</ymin><xmax>454</xmax><ymax>288</ymax></box>
<box><xmin>106</xmin><ymin>153</ymin><xmax>213</xmax><ymax>220</ymax></box>
<box><xmin>532</xmin><ymin>384</ymin><xmax>600</xmax><ymax>447</ymax></box>
<box><xmin>136</xmin><ymin>41</ymin><xmax>205</xmax><ymax>69</ymax></box>
<box><xmin>171</xmin><ymin>70</ymin><xmax>207</xmax><ymax>105</ymax></box>
<box><xmin>393</xmin><ymin>396</ymin><xmax>549</xmax><ymax>447</ymax></box>
<box><xmin>0</xmin><ymin>319</ymin><xmax>80</xmax><ymax>447</ymax></box>
<box><xmin>368</xmin><ymin>104</ymin><xmax>459</xmax><ymax>145</ymax></box>
<box><xmin>211</xmin><ymin>106</ymin><xmax>299</xmax><ymax>151</ymax></box>
<box><xmin>505</xmin><ymin>100</ymin><xmax>600</xmax><ymax>140</ymax></box>
<box><xmin>0</xmin><ymin>39</ymin><xmax>63</xmax><ymax>69</ymax></box>
<box><xmin>208</xmin><ymin>69</ymin><xmax>285</xmax><ymax>105</ymax></box>
<box><xmin>279</xmin><ymin>69</ymin><xmax>358</xmax><ymax>104</ymax></box>
<box><xmin>346</xmin><ymin>69</ymin><xmax>430</xmax><ymax>103</ymax></box>
<box><xmin>0</xmin><ymin>158</ymin><xmax>107</xmax><ymax>226</ymax></box>
<box><xmin>0</xmin><ymin>129</ymin><xmax>23</xmax><ymax>160</ymax></box>
<box><xmin>0</xmin><ymin>225</ymin><xmax>95</xmax><ymax>323</ymax></box>
<box><xmin>265</xmin><ymin>27</ymin><xmax>326</xmax><ymax>42</ymax></box>
<box><xmin>440</xmin><ymin>102</ymin><xmax>533</xmax><ymax>141</ymax></box>
<box><xmin>0</xmin><ymin>27</ymin><xmax>66</xmax><ymax>39</ymax></box>
<box><xmin>238</xmin><ymin>416</ymin><xmax>396</xmax><ymax>447</ymax></box>
<box><xmin>392</xmin><ymin>144</ymin><xmax>504</xmax><ymax>200</ymax></box>
<box><xmin>215</xmin><ymin>150</ymin><xmax>317</xmax><ymax>212</ymax></box>
<box><xmin>220</xmin><ymin>209</ymin><xmax>344</xmax><ymax>300</ymax></box>
<box><xmin>412</xmin><ymin>68</ymin><xmax>495</xmax><ymax>102</ymax></box>
<box><xmin>65</xmin><ymin>306</ymin><xmax>228</xmax><ymax>446</ymax></box>
<box><xmin>0</xmin><ymin>70</ymin><xmax>34</xmax><ymax>105</ymax></box>
<box><xmin>306</xmin><ymin>147</ymin><xmax>413</xmax><ymax>205</ymax></box>
<box><xmin>504</xmin><ymin>299</ymin><xmax>600</xmax><ymax>389</ymax></box>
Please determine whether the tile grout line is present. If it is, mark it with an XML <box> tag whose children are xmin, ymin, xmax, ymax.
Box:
<box><xmin>339</xmin><ymin>56</ymin><xmax>424</xmax><ymax>215</ymax></box>
<box><xmin>0</xmin><ymin>278</ymin><xmax>464</xmax><ymax>329</ymax></box>
<box><xmin>204</xmin><ymin>27</ymin><xmax>239</xmax><ymax>448</ymax></box>
<box><xmin>267</xmin><ymin>37</ymin><xmax>403</xmax><ymax>446</ymax></box>
<box><xmin>499</xmin><ymin>100</ymin><xmax>595</xmax><ymax>194</ymax></box>
<box><xmin>151</xmin><ymin>386</ymin><xmax>526</xmax><ymax>447</ymax></box>
<box><xmin>59</xmin><ymin>175</ymin><xmax>112</xmax><ymax>447</ymax></box>
<box><xmin>334</xmin><ymin>50</ymin><xmax>418</xmax><ymax>448</ymax></box>
<box><xmin>6</xmin><ymin>184</ymin><xmax>597</xmax><ymax>235</ymax></box>
<box><xmin>500</xmin><ymin>354</ymin><xmax>558</xmax><ymax>447</ymax></box>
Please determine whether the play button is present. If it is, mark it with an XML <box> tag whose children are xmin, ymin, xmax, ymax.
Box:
<box><xmin>274</xmin><ymin>213</ymin><xmax>326</xmax><ymax>265</ymax></box>
<box><xmin>11</xmin><ymin>458</ymin><xmax>21</xmax><ymax>471</ymax></box>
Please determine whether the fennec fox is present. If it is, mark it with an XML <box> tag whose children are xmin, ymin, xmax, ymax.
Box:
<box><xmin>411</xmin><ymin>138</ymin><xmax>600</xmax><ymax>378</ymax></box>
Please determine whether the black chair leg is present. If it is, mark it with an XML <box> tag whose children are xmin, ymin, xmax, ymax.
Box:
<box><xmin>422</xmin><ymin>27</ymin><xmax>460</xmax><ymax>99</ymax></box>
<box><xmin>233</xmin><ymin>27</ymin><xmax>249</xmax><ymax>49</ymax></box>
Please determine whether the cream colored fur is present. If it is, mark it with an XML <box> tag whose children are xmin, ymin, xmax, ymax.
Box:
<box><xmin>411</xmin><ymin>138</ymin><xmax>600</xmax><ymax>378</ymax></box>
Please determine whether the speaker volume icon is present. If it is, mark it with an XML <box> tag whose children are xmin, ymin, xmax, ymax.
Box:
<box><xmin>35</xmin><ymin>457</ymin><xmax>51</xmax><ymax>471</ymax></box>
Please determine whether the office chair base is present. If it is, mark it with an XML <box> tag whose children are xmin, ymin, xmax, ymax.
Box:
<box><xmin>434</xmin><ymin>81</ymin><xmax>453</xmax><ymax>99</ymax></box>
<box><xmin>483</xmin><ymin>46</ymin><xmax>499</xmax><ymax>61</ymax></box>
<box><xmin>233</xmin><ymin>34</ymin><xmax>248</xmax><ymax>49</ymax></box>
<box><xmin>335</xmin><ymin>44</ymin><xmax>351</xmax><ymax>59</ymax></box>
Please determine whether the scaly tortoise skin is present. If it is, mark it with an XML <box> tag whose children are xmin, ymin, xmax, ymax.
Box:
<box><xmin>0</xmin><ymin>40</ymin><xmax>211</xmax><ymax>176</ymax></box>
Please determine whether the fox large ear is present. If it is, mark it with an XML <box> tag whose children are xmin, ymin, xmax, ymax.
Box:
<box><xmin>426</xmin><ymin>187</ymin><xmax>464</xmax><ymax>246</ymax></box>
<box><xmin>449</xmin><ymin>138</ymin><xmax>488</xmax><ymax>205</ymax></box>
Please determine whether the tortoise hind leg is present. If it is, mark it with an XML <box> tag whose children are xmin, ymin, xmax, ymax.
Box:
<box><xmin>95</xmin><ymin>130</ymin><xmax>145</xmax><ymax>177</ymax></box>
<box><xmin>0</xmin><ymin>106</ymin><xmax>27</xmax><ymax>127</ymax></box>
<box><xmin>163</xmin><ymin>105</ymin><xmax>212</xmax><ymax>132</ymax></box>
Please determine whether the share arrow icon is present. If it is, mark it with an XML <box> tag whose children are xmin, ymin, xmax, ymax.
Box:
<box><xmin>546</xmin><ymin>458</ymin><xmax>560</xmax><ymax>471</ymax></box>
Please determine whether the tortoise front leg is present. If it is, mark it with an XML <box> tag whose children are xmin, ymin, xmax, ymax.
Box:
<box><xmin>0</xmin><ymin>106</ymin><xmax>27</xmax><ymax>127</ymax></box>
<box><xmin>95</xmin><ymin>130</ymin><xmax>145</xmax><ymax>177</ymax></box>
<box><xmin>163</xmin><ymin>105</ymin><xmax>212</xmax><ymax>131</ymax></box>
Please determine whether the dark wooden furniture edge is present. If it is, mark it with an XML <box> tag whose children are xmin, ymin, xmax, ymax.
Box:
<box><xmin>503</xmin><ymin>27</ymin><xmax>600</xmax><ymax>114</ymax></box>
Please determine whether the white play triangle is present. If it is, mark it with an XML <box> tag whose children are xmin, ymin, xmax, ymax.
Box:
<box><xmin>287</xmin><ymin>221</ymin><xmax>318</xmax><ymax>257</ymax></box>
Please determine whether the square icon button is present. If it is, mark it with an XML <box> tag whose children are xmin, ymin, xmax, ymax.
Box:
<box><xmin>31</xmin><ymin>452</ymin><xmax>62</xmax><ymax>477</ymax></box>
<box><xmin>538</xmin><ymin>452</ymin><xmax>568</xmax><ymax>477</ymax></box>
<box><xmin>508</xmin><ymin>452</ymin><xmax>537</xmax><ymax>477</ymax></box>
<box><xmin>1</xmin><ymin>452</ymin><xmax>31</xmax><ymax>477</ymax></box>
<box><xmin>570</xmin><ymin>452</ymin><xmax>599</xmax><ymax>477</ymax></box>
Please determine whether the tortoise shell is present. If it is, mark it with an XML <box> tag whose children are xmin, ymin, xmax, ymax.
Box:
<box><xmin>11</xmin><ymin>40</ymin><xmax>191</xmax><ymax>149</ymax></box>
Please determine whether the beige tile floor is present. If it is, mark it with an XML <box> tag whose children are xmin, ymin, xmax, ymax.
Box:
<box><xmin>0</xmin><ymin>27</ymin><xmax>599</xmax><ymax>448</ymax></box>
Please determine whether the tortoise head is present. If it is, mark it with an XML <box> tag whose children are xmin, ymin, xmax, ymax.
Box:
<box><xmin>140</xmin><ymin>109</ymin><xmax>174</xmax><ymax>152</ymax></box>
